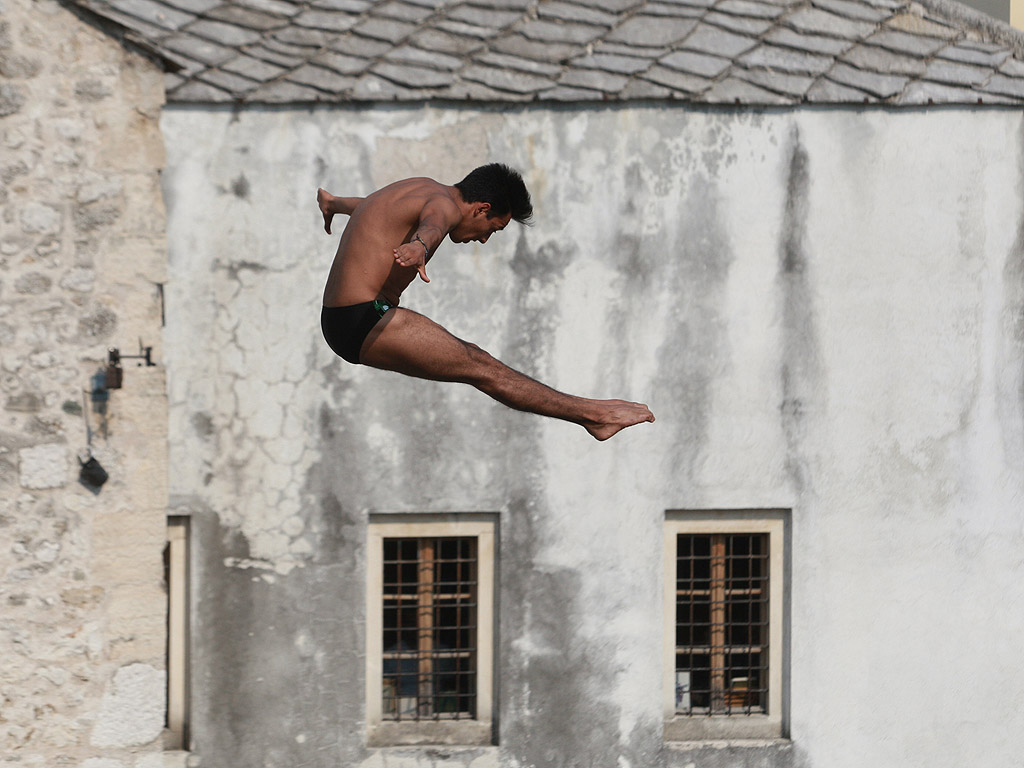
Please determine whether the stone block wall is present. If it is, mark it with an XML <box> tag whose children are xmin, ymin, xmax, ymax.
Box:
<box><xmin>0</xmin><ymin>0</ymin><xmax>170</xmax><ymax>766</ymax></box>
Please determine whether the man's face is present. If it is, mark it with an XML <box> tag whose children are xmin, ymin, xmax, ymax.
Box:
<box><xmin>453</xmin><ymin>204</ymin><xmax>512</xmax><ymax>244</ymax></box>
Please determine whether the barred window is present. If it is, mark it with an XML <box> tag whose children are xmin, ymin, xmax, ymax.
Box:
<box><xmin>383</xmin><ymin>537</ymin><xmax>477</xmax><ymax>721</ymax></box>
<box><xmin>675</xmin><ymin>533</ymin><xmax>769</xmax><ymax>716</ymax></box>
<box><xmin>367</xmin><ymin>515</ymin><xmax>495</xmax><ymax>747</ymax></box>
<box><xmin>664</xmin><ymin>513</ymin><xmax>786</xmax><ymax>741</ymax></box>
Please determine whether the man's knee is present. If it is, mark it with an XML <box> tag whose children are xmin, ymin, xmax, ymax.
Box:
<box><xmin>460</xmin><ymin>342</ymin><xmax>501</xmax><ymax>383</ymax></box>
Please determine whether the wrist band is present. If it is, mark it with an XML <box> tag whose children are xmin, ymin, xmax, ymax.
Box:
<box><xmin>413</xmin><ymin>234</ymin><xmax>429</xmax><ymax>258</ymax></box>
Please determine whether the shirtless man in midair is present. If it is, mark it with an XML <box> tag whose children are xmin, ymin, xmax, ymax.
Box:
<box><xmin>317</xmin><ymin>163</ymin><xmax>654</xmax><ymax>441</ymax></box>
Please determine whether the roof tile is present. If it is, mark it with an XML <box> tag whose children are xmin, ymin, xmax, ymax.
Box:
<box><xmin>984</xmin><ymin>72</ymin><xmax>1024</xmax><ymax>98</ymax></box>
<box><xmin>222</xmin><ymin>53</ymin><xmax>288</xmax><ymax>81</ymax></box>
<box><xmin>715</xmin><ymin>0</ymin><xmax>786</xmax><ymax>19</ymax></box>
<box><xmin>738</xmin><ymin>42</ymin><xmax>833</xmax><ymax>74</ymax></box>
<box><xmin>187</xmin><ymin>19</ymin><xmax>264</xmax><ymax>46</ymax></box>
<box><xmin>386</xmin><ymin>44</ymin><xmax>462</xmax><ymax>70</ymax></box>
<box><xmin>538</xmin><ymin>1</ymin><xmax>618</xmax><ymax>25</ymax></box>
<box><xmin>462</xmin><ymin>63</ymin><xmax>553</xmax><ymax>93</ymax></box>
<box><xmin>289</xmin><ymin>63</ymin><xmax>360</xmax><ymax>91</ymax></box>
<box><xmin>315</xmin><ymin>49</ymin><xmax>375</xmax><ymax>74</ymax></box>
<box><xmin>374</xmin><ymin>0</ymin><xmax>435</xmax><ymax>22</ymax></box>
<box><xmin>109</xmin><ymin>0</ymin><xmax>194</xmax><ymax>30</ymax></box>
<box><xmin>643</xmin><ymin>2</ymin><xmax>705</xmax><ymax>17</ymax></box>
<box><xmin>198</xmin><ymin>67</ymin><xmax>260</xmax><ymax>92</ymax></box>
<box><xmin>412</xmin><ymin>27</ymin><xmax>487</xmax><ymax>55</ymax></box>
<box><xmin>444</xmin><ymin>79</ymin><xmax>535</xmax><ymax>100</ymax></box>
<box><xmin>937</xmin><ymin>43</ymin><xmax>1011</xmax><ymax>68</ymax></box>
<box><xmin>897</xmin><ymin>79</ymin><xmax>1014</xmax><ymax>104</ymax></box>
<box><xmin>448</xmin><ymin>5</ymin><xmax>522</xmax><ymax>29</ymax></box>
<box><xmin>558</xmin><ymin>67</ymin><xmax>629</xmax><ymax>91</ymax></box>
<box><xmin>764</xmin><ymin>25</ymin><xmax>853</xmax><ymax>54</ymax></box>
<box><xmin>436</xmin><ymin>19</ymin><xmax>503</xmax><ymax>39</ymax></box>
<box><xmin>462</xmin><ymin>0</ymin><xmax>531</xmax><ymax>9</ymax></box>
<box><xmin>162</xmin><ymin>0</ymin><xmax>218</xmax><ymax>14</ymax></box>
<box><xmin>235</xmin><ymin>0</ymin><xmax>304</xmax><ymax>16</ymax></box>
<box><xmin>474</xmin><ymin>50</ymin><xmax>563</xmax><ymax>76</ymax></box>
<box><xmin>353</xmin><ymin>16</ymin><xmax>418</xmax><ymax>41</ymax></box>
<box><xmin>272</xmin><ymin>25</ymin><xmax>333</xmax><ymax>47</ymax></box>
<box><xmin>884</xmin><ymin>12</ymin><xmax>957</xmax><ymax>39</ymax></box>
<box><xmin>161</xmin><ymin>31</ymin><xmax>237</xmax><ymax>65</ymax></box>
<box><xmin>538</xmin><ymin>84</ymin><xmax>606</xmax><ymax>100</ymax></box>
<box><xmin>805</xmin><ymin>75</ymin><xmax>871</xmax><ymax>101</ymax></box>
<box><xmin>244</xmin><ymin>43</ymin><xmax>305</xmax><ymax>67</ymax></box>
<box><xmin>736</xmin><ymin>66</ymin><xmax>814</xmax><ymax>96</ymax></box>
<box><xmin>250</xmin><ymin>78</ymin><xmax>331</xmax><ymax>101</ymax></box>
<box><xmin>607</xmin><ymin>15</ymin><xmax>699</xmax><ymax>46</ymax></box>
<box><xmin>681</xmin><ymin>23</ymin><xmax>759</xmax><ymax>57</ymax></box>
<box><xmin>372</xmin><ymin>60</ymin><xmax>455</xmax><ymax>87</ymax></box>
<box><xmin>998</xmin><ymin>57</ymin><xmax>1024</xmax><ymax>77</ymax></box>
<box><xmin>810</xmin><ymin>0</ymin><xmax>887</xmax><ymax>22</ymax></box>
<box><xmin>864</xmin><ymin>28</ymin><xmax>947</xmax><ymax>56</ymax></box>
<box><xmin>839</xmin><ymin>42</ymin><xmax>925</xmax><ymax>75</ymax></box>
<box><xmin>586</xmin><ymin>0</ymin><xmax>644</xmax><ymax>10</ymax></box>
<box><xmin>517</xmin><ymin>19</ymin><xmax>608</xmax><ymax>44</ymax></box>
<box><xmin>660</xmin><ymin>48</ymin><xmax>731</xmax><ymax>78</ymax></box>
<box><xmin>351</xmin><ymin>72</ymin><xmax>427</xmax><ymax>98</ymax></box>
<box><xmin>642</xmin><ymin>64</ymin><xmax>713</xmax><ymax>93</ymax></box>
<box><xmin>619</xmin><ymin>78</ymin><xmax>674</xmax><ymax>98</ymax></box>
<box><xmin>702</xmin><ymin>11</ymin><xmax>775</xmax><ymax>35</ymax></box>
<box><xmin>595</xmin><ymin>41</ymin><xmax>670</xmax><ymax>58</ymax></box>
<box><xmin>784</xmin><ymin>7</ymin><xmax>877</xmax><ymax>38</ymax></box>
<box><xmin>293</xmin><ymin>9</ymin><xmax>360</xmax><ymax>32</ymax></box>
<box><xmin>703</xmin><ymin>75</ymin><xmax>790</xmax><ymax>103</ymax></box>
<box><xmin>571</xmin><ymin>52</ymin><xmax>653</xmax><ymax>74</ymax></box>
<box><xmin>827</xmin><ymin>61</ymin><xmax>907</xmax><ymax>97</ymax></box>
<box><xmin>172</xmin><ymin>79</ymin><xmax>235</xmax><ymax>100</ymax></box>
<box><xmin>922</xmin><ymin>57</ymin><xmax>991</xmax><ymax>86</ymax></box>
<box><xmin>205</xmin><ymin>5</ymin><xmax>286</xmax><ymax>30</ymax></box>
<box><xmin>331</xmin><ymin>33</ymin><xmax>393</xmax><ymax>57</ymax></box>
<box><xmin>489</xmin><ymin>33</ymin><xmax>582</xmax><ymax>62</ymax></box>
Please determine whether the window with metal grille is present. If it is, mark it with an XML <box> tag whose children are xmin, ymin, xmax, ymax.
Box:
<box><xmin>382</xmin><ymin>537</ymin><xmax>477</xmax><ymax>721</ymax></box>
<box><xmin>675</xmin><ymin>533</ymin><xmax>769</xmax><ymax>716</ymax></box>
<box><xmin>663</xmin><ymin>513</ymin><xmax>786</xmax><ymax>741</ymax></box>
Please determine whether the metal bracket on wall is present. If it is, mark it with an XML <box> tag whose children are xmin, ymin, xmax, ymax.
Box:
<box><xmin>106</xmin><ymin>340</ymin><xmax>157</xmax><ymax>389</ymax></box>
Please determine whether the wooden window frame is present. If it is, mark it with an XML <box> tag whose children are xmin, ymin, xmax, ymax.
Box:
<box><xmin>366</xmin><ymin>514</ymin><xmax>495</xmax><ymax>747</ymax></box>
<box><xmin>664</xmin><ymin>512</ymin><xmax>786</xmax><ymax>741</ymax></box>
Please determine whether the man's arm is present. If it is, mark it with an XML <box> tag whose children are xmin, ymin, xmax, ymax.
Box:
<box><xmin>317</xmin><ymin>189</ymin><xmax>364</xmax><ymax>234</ymax></box>
<box><xmin>392</xmin><ymin>194</ymin><xmax>461</xmax><ymax>284</ymax></box>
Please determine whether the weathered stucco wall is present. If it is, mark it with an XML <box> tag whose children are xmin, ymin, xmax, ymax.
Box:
<box><xmin>0</xmin><ymin>0</ymin><xmax>169</xmax><ymax>766</ymax></box>
<box><xmin>161</xmin><ymin>104</ymin><xmax>1024</xmax><ymax>768</ymax></box>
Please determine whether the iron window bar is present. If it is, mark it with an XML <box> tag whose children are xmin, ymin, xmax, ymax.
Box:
<box><xmin>382</xmin><ymin>536</ymin><xmax>478</xmax><ymax>722</ymax></box>
<box><xmin>675</xmin><ymin>533</ymin><xmax>770</xmax><ymax>717</ymax></box>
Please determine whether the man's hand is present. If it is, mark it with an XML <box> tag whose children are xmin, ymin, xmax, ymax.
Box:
<box><xmin>393</xmin><ymin>242</ymin><xmax>430</xmax><ymax>283</ymax></box>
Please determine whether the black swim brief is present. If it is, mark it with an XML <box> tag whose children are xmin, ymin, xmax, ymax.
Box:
<box><xmin>321</xmin><ymin>299</ymin><xmax>394</xmax><ymax>364</ymax></box>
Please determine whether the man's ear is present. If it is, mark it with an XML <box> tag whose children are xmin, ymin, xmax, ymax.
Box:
<box><xmin>475</xmin><ymin>202</ymin><xmax>491</xmax><ymax>217</ymax></box>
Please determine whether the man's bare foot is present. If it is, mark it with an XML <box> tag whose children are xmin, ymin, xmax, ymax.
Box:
<box><xmin>317</xmin><ymin>188</ymin><xmax>334</xmax><ymax>234</ymax></box>
<box><xmin>583</xmin><ymin>400</ymin><xmax>655</xmax><ymax>441</ymax></box>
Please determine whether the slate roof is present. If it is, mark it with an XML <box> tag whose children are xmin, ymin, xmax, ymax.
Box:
<box><xmin>71</xmin><ymin>0</ymin><xmax>1024</xmax><ymax>105</ymax></box>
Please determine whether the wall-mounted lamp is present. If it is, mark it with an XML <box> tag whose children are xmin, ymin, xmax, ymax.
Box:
<box><xmin>79</xmin><ymin>451</ymin><xmax>109</xmax><ymax>490</ymax></box>
<box><xmin>106</xmin><ymin>341</ymin><xmax>156</xmax><ymax>390</ymax></box>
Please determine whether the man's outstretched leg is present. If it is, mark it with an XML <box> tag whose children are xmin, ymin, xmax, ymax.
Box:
<box><xmin>361</xmin><ymin>308</ymin><xmax>654</xmax><ymax>441</ymax></box>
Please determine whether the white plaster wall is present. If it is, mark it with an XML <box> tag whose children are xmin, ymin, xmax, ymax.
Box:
<box><xmin>161</xmin><ymin>104</ymin><xmax>1024</xmax><ymax>768</ymax></box>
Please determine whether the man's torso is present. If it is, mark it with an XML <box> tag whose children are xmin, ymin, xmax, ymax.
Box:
<box><xmin>322</xmin><ymin>177</ymin><xmax>452</xmax><ymax>306</ymax></box>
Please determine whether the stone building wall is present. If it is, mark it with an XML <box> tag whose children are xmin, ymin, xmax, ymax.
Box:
<box><xmin>0</xmin><ymin>0</ymin><xmax>169</xmax><ymax>767</ymax></box>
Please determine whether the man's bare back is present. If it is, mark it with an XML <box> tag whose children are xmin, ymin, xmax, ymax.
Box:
<box><xmin>318</xmin><ymin>164</ymin><xmax>654</xmax><ymax>441</ymax></box>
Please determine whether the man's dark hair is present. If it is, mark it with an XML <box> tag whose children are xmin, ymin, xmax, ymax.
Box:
<box><xmin>455</xmin><ymin>163</ymin><xmax>533</xmax><ymax>225</ymax></box>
